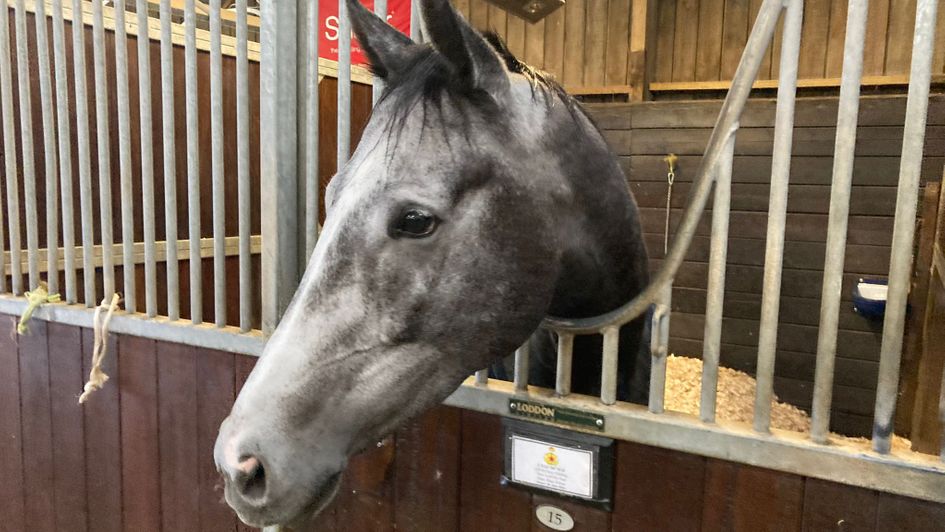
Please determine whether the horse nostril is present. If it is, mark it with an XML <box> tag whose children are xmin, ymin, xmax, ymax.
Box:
<box><xmin>235</xmin><ymin>455</ymin><xmax>267</xmax><ymax>501</ymax></box>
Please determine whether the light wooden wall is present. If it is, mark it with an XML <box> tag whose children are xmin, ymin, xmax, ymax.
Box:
<box><xmin>456</xmin><ymin>0</ymin><xmax>637</xmax><ymax>91</ymax></box>
<box><xmin>652</xmin><ymin>0</ymin><xmax>945</xmax><ymax>85</ymax></box>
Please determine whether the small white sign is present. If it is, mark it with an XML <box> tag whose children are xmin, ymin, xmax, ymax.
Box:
<box><xmin>535</xmin><ymin>504</ymin><xmax>575</xmax><ymax>531</ymax></box>
<box><xmin>510</xmin><ymin>435</ymin><xmax>593</xmax><ymax>498</ymax></box>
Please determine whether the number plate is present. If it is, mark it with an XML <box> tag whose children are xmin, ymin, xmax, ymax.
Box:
<box><xmin>535</xmin><ymin>504</ymin><xmax>575</xmax><ymax>531</ymax></box>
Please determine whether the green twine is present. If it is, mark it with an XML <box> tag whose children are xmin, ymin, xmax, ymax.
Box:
<box><xmin>18</xmin><ymin>282</ymin><xmax>61</xmax><ymax>335</ymax></box>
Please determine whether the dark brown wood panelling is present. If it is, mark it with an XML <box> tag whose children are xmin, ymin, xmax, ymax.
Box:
<box><xmin>158</xmin><ymin>341</ymin><xmax>200</xmax><ymax>531</ymax></box>
<box><xmin>18</xmin><ymin>319</ymin><xmax>55</xmax><ymax>532</ymax></box>
<box><xmin>802</xmin><ymin>478</ymin><xmax>878</xmax><ymax>531</ymax></box>
<box><xmin>196</xmin><ymin>349</ymin><xmax>237</xmax><ymax>532</ymax></box>
<box><xmin>0</xmin><ymin>315</ymin><xmax>25</xmax><ymax>532</ymax></box>
<box><xmin>613</xmin><ymin>442</ymin><xmax>705</xmax><ymax>531</ymax></box>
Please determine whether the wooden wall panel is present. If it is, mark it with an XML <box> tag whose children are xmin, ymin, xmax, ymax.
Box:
<box><xmin>17</xmin><ymin>320</ymin><xmax>55</xmax><ymax>532</ymax></box>
<box><xmin>158</xmin><ymin>342</ymin><xmax>200</xmax><ymax>531</ymax></box>
<box><xmin>0</xmin><ymin>316</ymin><xmax>25</xmax><ymax>532</ymax></box>
<box><xmin>196</xmin><ymin>350</ymin><xmax>238</xmax><ymax>532</ymax></box>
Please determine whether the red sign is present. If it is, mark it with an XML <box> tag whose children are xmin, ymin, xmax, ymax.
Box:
<box><xmin>320</xmin><ymin>0</ymin><xmax>412</xmax><ymax>66</ymax></box>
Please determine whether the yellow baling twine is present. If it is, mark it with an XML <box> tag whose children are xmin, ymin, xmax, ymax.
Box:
<box><xmin>78</xmin><ymin>293</ymin><xmax>121</xmax><ymax>404</ymax></box>
<box><xmin>17</xmin><ymin>282</ymin><xmax>61</xmax><ymax>335</ymax></box>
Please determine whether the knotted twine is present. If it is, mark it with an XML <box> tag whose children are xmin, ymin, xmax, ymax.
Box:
<box><xmin>17</xmin><ymin>282</ymin><xmax>61</xmax><ymax>335</ymax></box>
<box><xmin>78</xmin><ymin>293</ymin><xmax>121</xmax><ymax>404</ymax></box>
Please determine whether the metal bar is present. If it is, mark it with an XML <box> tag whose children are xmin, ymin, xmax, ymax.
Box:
<box><xmin>51</xmin><ymin>0</ymin><xmax>75</xmax><ymax>303</ymax></box>
<box><xmin>475</xmin><ymin>369</ymin><xmax>488</xmax><ymax>386</ymax></box>
<box><xmin>601</xmin><ymin>327</ymin><xmax>619</xmax><ymax>405</ymax></box>
<box><xmin>410</xmin><ymin>0</ymin><xmax>421</xmax><ymax>41</ymax></box>
<box><xmin>301</xmin><ymin>0</ymin><xmax>319</xmax><ymax>260</ymax></box>
<box><xmin>940</xmin><ymin>355</ymin><xmax>945</xmax><ymax>461</ymax></box>
<box><xmin>114</xmin><ymin>0</ymin><xmax>136</xmax><ymax>311</ymax></box>
<box><xmin>542</xmin><ymin>0</ymin><xmax>784</xmax><ymax>334</ymax></box>
<box><xmin>260</xmin><ymin>0</ymin><xmax>300</xmax><ymax>334</ymax></box>
<box><xmin>514</xmin><ymin>339</ymin><xmax>531</xmax><ymax>392</ymax></box>
<box><xmin>0</xmin><ymin>0</ymin><xmax>18</xmax><ymax>295</ymax></box>
<box><xmin>337</xmin><ymin>0</ymin><xmax>351</xmax><ymax>169</ymax></box>
<box><xmin>72</xmin><ymin>0</ymin><xmax>95</xmax><ymax>305</ymax></box>
<box><xmin>700</xmin><ymin>134</ymin><xmax>736</xmax><ymax>424</ymax></box>
<box><xmin>373</xmin><ymin>0</ymin><xmax>387</xmax><ymax>103</ymax></box>
<box><xmin>160</xmin><ymin>0</ymin><xmax>179</xmax><ymax>320</ymax></box>
<box><xmin>35</xmin><ymin>0</ymin><xmax>60</xmax><ymax>295</ymax></box>
<box><xmin>14</xmin><ymin>0</ymin><xmax>39</xmax><ymax>289</ymax></box>
<box><xmin>555</xmin><ymin>333</ymin><xmax>574</xmax><ymax>396</ymax></box>
<box><xmin>873</xmin><ymin>0</ymin><xmax>939</xmax><ymax>455</ymax></box>
<box><xmin>811</xmin><ymin>0</ymin><xmax>869</xmax><ymax>443</ymax></box>
<box><xmin>753</xmin><ymin>0</ymin><xmax>803</xmax><ymax>434</ymax></box>
<box><xmin>236</xmin><ymin>0</ymin><xmax>251</xmax><ymax>331</ymax></box>
<box><xmin>649</xmin><ymin>287</ymin><xmax>671</xmax><ymax>414</ymax></box>
<box><xmin>185</xmin><ymin>0</ymin><xmax>202</xmax><ymax>324</ymax></box>
<box><xmin>137</xmin><ymin>0</ymin><xmax>157</xmax><ymax>317</ymax></box>
<box><xmin>210</xmin><ymin>0</ymin><xmax>226</xmax><ymax>327</ymax></box>
<box><xmin>92</xmin><ymin>0</ymin><xmax>115</xmax><ymax>298</ymax></box>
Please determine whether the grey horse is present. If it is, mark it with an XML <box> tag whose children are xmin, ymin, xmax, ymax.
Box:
<box><xmin>214</xmin><ymin>0</ymin><xmax>649</xmax><ymax>527</ymax></box>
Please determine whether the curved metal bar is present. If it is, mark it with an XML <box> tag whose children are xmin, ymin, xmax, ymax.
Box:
<box><xmin>541</xmin><ymin>0</ymin><xmax>784</xmax><ymax>335</ymax></box>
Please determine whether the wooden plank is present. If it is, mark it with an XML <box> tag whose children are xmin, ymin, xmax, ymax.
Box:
<box><xmin>802</xmin><ymin>478</ymin><xmax>878</xmax><ymax>531</ymax></box>
<box><xmin>824</xmin><ymin>0</ymin><xmax>849</xmax><ymax>78</ymax></box>
<box><xmin>584</xmin><ymin>0</ymin><xmax>609</xmax><ymax>86</ymax></box>
<box><xmin>935</xmin><ymin>2</ymin><xmax>945</xmax><ymax>74</ymax></box>
<box><xmin>671</xmin><ymin>0</ymin><xmax>699</xmax><ymax>82</ymax></box>
<box><xmin>562</xmin><ymin>0</ymin><xmax>587</xmax><ymax>87</ymax></box>
<box><xmin>47</xmin><ymin>322</ymin><xmax>89</xmax><ymax>532</ymax></box>
<box><xmin>628</xmin><ymin>0</ymin><xmax>655</xmax><ymax>100</ymax></box>
<box><xmin>884</xmin><ymin>0</ymin><xmax>918</xmax><ymax>75</ymax></box>
<box><xmin>197</xmin><ymin>349</ymin><xmax>237</xmax><ymax>532</ymax></box>
<box><xmin>653</xmin><ymin>0</ymin><xmax>676</xmax><ymax>83</ymax></box>
<box><xmin>458</xmin><ymin>411</ymin><xmax>532</xmax><ymax>531</ymax></box>
<box><xmin>82</xmin><ymin>327</ymin><xmax>123</xmax><ymax>532</ymax></box>
<box><xmin>506</xmin><ymin>12</ymin><xmax>527</xmax><ymax>61</ymax></box>
<box><xmin>649</xmin><ymin>72</ymin><xmax>945</xmax><ymax>91</ymax></box>
<box><xmin>604</xmin><ymin>0</ymin><xmax>631</xmax><ymax>86</ymax></box>
<box><xmin>864</xmin><ymin>0</ymin><xmax>892</xmax><ymax>75</ymax></box>
<box><xmin>454</xmin><ymin>0</ymin><xmax>471</xmax><ymax>19</ymax></box>
<box><xmin>767</xmin><ymin>0</ymin><xmax>784</xmax><ymax>79</ymax></box>
<box><xmin>119</xmin><ymin>335</ymin><xmax>161</xmax><ymax>532</ymax></box>
<box><xmin>469</xmin><ymin>0</ymin><xmax>489</xmax><ymax>32</ymax></box>
<box><xmin>542</xmin><ymin>3</ymin><xmax>565</xmax><ymax>79</ymax></box>
<box><xmin>487</xmin><ymin>4</ymin><xmax>508</xmax><ymax>40</ymax></box>
<box><xmin>719</xmin><ymin>0</ymin><xmax>750</xmax><ymax>80</ymax></box>
<box><xmin>335</xmin><ymin>437</ymin><xmax>397</xmax><ymax>531</ymax></box>
<box><xmin>0</xmin><ymin>315</ymin><xmax>25</xmax><ymax>532</ymax></box>
<box><xmin>612</xmin><ymin>441</ymin><xmax>705</xmax><ymax>531</ymax></box>
<box><xmin>695</xmin><ymin>0</ymin><xmax>724</xmax><ymax>81</ymax></box>
<box><xmin>524</xmin><ymin>17</ymin><xmax>546</xmax><ymax>68</ymax></box>
<box><xmin>875</xmin><ymin>492</ymin><xmax>945</xmax><ymax>529</ymax></box>
<box><xmin>798</xmin><ymin>0</ymin><xmax>830</xmax><ymax>79</ymax></box>
<box><xmin>18</xmin><ymin>320</ymin><xmax>55</xmax><ymax>532</ymax></box>
<box><xmin>232</xmin><ymin>355</ymin><xmax>261</xmax><ymax>532</ymax></box>
<box><xmin>394</xmin><ymin>406</ymin><xmax>461</xmax><ymax>532</ymax></box>
<box><xmin>730</xmin><ymin>463</ymin><xmax>804</xmax><ymax>531</ymax></box>
<box><xmin>701</xmin><ymin>459</ymin><xmax>738</xmax><ymax>532</ymax></box>
<box><xmin>158</xmin><ymin>342</ymin><xmax>200</xmax><ymax>532</ymax></box>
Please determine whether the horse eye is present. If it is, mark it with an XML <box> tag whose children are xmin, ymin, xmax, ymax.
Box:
<box><xmin>394</xmin><ymin>209</ymin><xmax>438</xmax><ymax>238</ymax></box>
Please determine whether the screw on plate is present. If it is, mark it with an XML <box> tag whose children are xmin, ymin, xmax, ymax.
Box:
<box><xmin>509</xmin><ymin>402</ymin><xmax>517</xmax><ymax>411</ymax></box>
<box><xmin>596</xmin><ymin>419</ymin><xmax>604</xmax><ymax>427</ymax></box>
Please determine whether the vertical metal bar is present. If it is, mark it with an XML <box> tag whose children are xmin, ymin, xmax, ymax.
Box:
<box><xmin>555</xmin><ymin>333</ymin><xmax>574</xmax><ymax>396</ymax></box>
<box><xmin>160</xmin><ymin>0</ymin><xmax>179</xmax><ymax>320</ymax></box>
<box><xmin>51</xmin><ymin>0</ymin><xmax>75</xmax><ymax>303</ymax></box>
<box><xmin>113</xmin><ymin>0</ymin><xmax>135</xmax><ymax>311</ymax></box>
<box><xmin>475</xmin><ymin>369</ymin><xmax>488</xmax><ymax>386</ymax></box>
<box><xmin>185</xmin><ymin>0</ymin><xmax>202</xmax><ymax>324</ymax></box>
<box><xmin>300</xmin><ymin>0</ymin><xmax>319</xmax><ymax>260</ymax></box>
<box><xmin>810</xmin><ymin>0</ymin><xmax>869</xmax><ymax>443</ymax></box>
<box><xmin>700</xmin><ymin>135</ymin><xmax>736</xmax><ymax>423</ymax></box>
<box><xmin>601</xmin><ymin>327</ymin><xmax>620</xmax><ymax>405</ymax></box>
<box><xmin>649</xmin><ymin>288</ymin><xmax>671</xmax><ymax>413</ymax></box>
<box><xmin>14</xmin><ymin>0</ymin><xmax>39</xmax><ymax>289</ymax></box>
<box><xmin>260</xmin><ymin>0</ymin><xmax>300</xmax><ymax>334</ymax></box>
<box><xmin>939</xmin><ymin>357</ymin><xmax>945</xmax><ymax>461</ymax></box>
<box><xmin>35</xmin><ymin>0</ymin><xmax>60</xmax><ymax>294</ymax></box>
<box><xmin>410</xmin><ymin>0</ymin><xmax>421</xmax><ymax>41</ymax></box>
<box><xmin>0</xmin><ymin>0</ymin><xmax>17</xmax><ymax>295</ymax></box>
<box><xmin>753</xmin><ymin>0</ymin><xmax>803</xmax><ymax>434</ymax></box>
<box><xmin>336</xmin><ymin>0</ymin><xmax>351</xmax><ymax>169</ymax></box>
<box><xmin>872</xmin><ymin>0</ymin><xmax>939</xmax><ymax>455</ymax></box>
<box><xmin>92</xmin><ymin>0</ymin><xmax>115</xmax><ymax>298</ymax></box>
<box><xmin>513</xmin><ymin>339</ymin><xmax>531</xmax><ymax>392</ymax></box>
<box><xmin>137</xmin><ymin>0</ymin><xmax>157</xmax><ymax>317</ymax></box>
<box><xmin>73</xmin><ymin>0</ymin><xmax>95</xmax><ymax>305</ymax></box>
<box><xmin>373</xmin><ymin>0</ymin><xmax>387</xmax><ymax>103</ymax></box>
<box><xmin>210</xmin><ymin>0</ymin><xmax>226</xmax><ymax>327</ymax></box>
<box><xmin>237</xmin><ymin>0</ymin><xmax>251</xmax><ymax>330</ymax></box>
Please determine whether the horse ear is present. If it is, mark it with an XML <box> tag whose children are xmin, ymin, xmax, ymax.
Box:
<box><xmin>419</xmin><ymin>0</ymin><xmax>510</xmax><ymax>96</ymax></box>
<box><xmin>346</xmin><ymin>0</ymin><xmax>416</xmax><ymax>79</ymax></box>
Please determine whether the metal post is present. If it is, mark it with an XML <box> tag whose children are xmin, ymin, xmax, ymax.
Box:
<box><xmin>14</xmin><ymin>0</ymin><xmax>39</xmax><ymax>289</ymax></box>
<box><xmin>92</xmin><ymin>0</ymin><xmax>115</xmax><ymax>298</ymax></box>
<box><xmin>185</xmin><ymin>0</ymin><xmax>202</xmax><ymax>324</ymax></box>
<box><xmin>753</xmin><ymin>0</ymin><xmax>803</xmax><ymax>434</ymax></box>
<box><xmin>114</xmin><ymin>0</ymin><xmax>136</xmax><ymax>312</ymax></box>
<box><xmin>475</xmin><ymin>369</ymin><xmax>488</xmax><ymax>386</ymax></box>
<box><xmin>701</xmin><ymin>135</ymin><xmax>736</xmax><ymax>423</ymax></box>
<box><xmin>373</xmin><ymin>0</ymin><xmax>387</xmax><ymax>103</ymax></box>
<box><xmin>137</xmin><ymin>0</ymin><xmax>157</xmax><ymax>318</ymax></box>
<box><xmin>337</xmin><ymin>0</ymin><xmax>351</xmax><ymax>169</ymax></box>
<box><xmin>51</xmin><ymin>0</ymin><xmax>75</xmax><ymax>303</ymax></box>
<box><xmin>555</xmin><ymin>333</ymin><xmax>574</xmax><ymax>396</ymax></box>
<box><xmin>601</xmin><ymin>327</ymin><xmax>620</xmax><ymax>405</ymax></box>
<box><xmin>872</xmin><ymin>0</ymin><xmax>939</xmax><ymax>454</ymax></box>
<box><xmin>210</xmin><ymin>0</ymin><xmax>226</xmax><ymax>327</ymax></box>
<box><xmin>35</xmin><ymin>0</ymin><xmax>60</xmax><ymax>294</ymax></box>
<box><xmin>649</xmin><ymin>287</ymin><xmax>671</xmax><ymax>413</ymax></box>
<box><xmin>514</xmin><ymin>339</ymin><xmax>531</xmax><ymax>392</ymax></box>
<box><xmin>811</xmin><ymin>0</ymin><xmax>869</xmax><ymax>443</ymax></box>
<box><xmin>0</xmin><ymin>0</ymin><xmax>18</xmax><ymax>295</ymax></box>
<box><xmin>300</xmin><ymin>0</ymin><xmax>320</xmax><ymax>263</ymax></box>
<box><xmin>73</xmin><ymin>0</ymin><xmax>95</xmax><ymax>305</ymax></box>
<box><xmin>410</xmin><ymin>0</ymin><xmax>421</xmax><ymax>41</ymax></box>
<box><xmin>260</xmin><ymin>0</ymin><xmax>300</xmax><ymax>334</ymax></box>
<box><xmin>237</xmin><ymin>0</ymin><xmax>252</xmax><ymax>331</ymax></box>
<box><xmin>160</xmin><ymin>0</ymin><xmax>180</xmax><ymax>320</ymax></box>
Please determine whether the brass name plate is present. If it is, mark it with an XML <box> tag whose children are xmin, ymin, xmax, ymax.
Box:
<box><xmin>508</xmin><ymin>399</ymin><xmax>605</xmax><ymax>431</ymax></box>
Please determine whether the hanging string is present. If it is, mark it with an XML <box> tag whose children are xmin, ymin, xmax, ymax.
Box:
<box><xmin>79</xmin><ymin>293</ymin><xmax>121</xmax><ymax>404</ymax></box>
